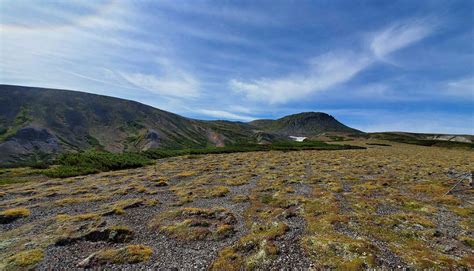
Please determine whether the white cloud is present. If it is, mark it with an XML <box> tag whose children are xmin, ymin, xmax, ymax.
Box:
<box><xmin>0</xmin><ymin>1</ymin><xmax>201</xmax><ymax>102</ymax></box>
<box><xmin>171</xmin><ymin>22</ymin><xmax>258</xmax><ymax>46</ymax></box>
<box><xmin>117</xmin><ymin>58</ymin><xmax>200</xmax><ymax>98</ymax></box>
<box><xmin>119</xmin><ymin>71</ymin><xmax>200</xmax><ymax>98</ymax></box>
<box><xmin>230</xmin><ymin>51</ymin><xmax>371</xmax><ymax>104</ymax></box>
<box><xmin>154</xmin><ymin>0</ymin><xmax>277</xmax><ymax>26</ymax></box>
<box><xmin>370</xmin><ymin>19</ymin><xmax>433</xmax><ymax>60</ymax></box>
<box><xmin>0</xmin><ymin>1</ymin><xmax>134</xmax><ymax>32</ymax></box>
<box><xmin>196</xmin><ymin>109</ymin><xmax>255</xmax><ymax>121</ymax></box>
<box><xmin>230</xmin><ymin>19</ymin><xmax>435</xmax><ymax>104</ymax></box>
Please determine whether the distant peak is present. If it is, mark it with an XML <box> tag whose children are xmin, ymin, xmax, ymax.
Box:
<box><xmin>279</xmin><ymin>112</ymin><xmax>333</xmax><ymax>120</ymax></box>
<box><xmin>250</xmin><ymin>111</ymin><xmax>361</xmax><ymax>136</ymax></box>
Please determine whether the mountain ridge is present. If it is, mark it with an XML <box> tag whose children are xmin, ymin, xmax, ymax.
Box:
<box><xmin>0</xmin><ymin>85</ymin><xmax>362</xmax><ymax>165</ymax></box>
<box><xmin>1</xmin><ymin>84</ymin><xmax>471</xmax><ymax>166</ymax></box>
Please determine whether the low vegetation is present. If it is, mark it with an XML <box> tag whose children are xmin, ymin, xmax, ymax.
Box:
<box><xmin>0</xmin><ymin>207</ymin><xmax>30</xmax><ymax>224</ymax></box>
<box><xmin>78</xmin><ymin>245</ymin><xmax>153</xmax><ymax>267</ymax></box>
<box><xmin>0</xmin><ymin>142</ymin><xmax>472</xmax><ymax>269</ymax></box>
<box><xmin>212</xmin><ymin>222</ymin><xmax>289</xmax><ymax>270</ymax></box>
<box><xmin>7</xmin><ymin>134</ymin><xmax>470</xmax><ymax>182</ymax></box>
<box><xmin>4</xmin><ymin>249</ymin><xmax>44</xmax><ymax>270</ymax></box>
<box><xmin>103</xmin><ymin>198</ymin><xmax>158</xmax><ymax>215</ymax></box>
<box><xmin>10</xmin><ymin>141</ymin><xmax>361</xmax><ymax>179</ymax></box>
<box><xmin>150</xmin><ymin>207</ymin><xmax>236</xmax><ymax>241</ymax></box>
<box><xmin>41</xmin><ymin>150</ymin><xmax>154</xmax><ymax>178</ymax></box>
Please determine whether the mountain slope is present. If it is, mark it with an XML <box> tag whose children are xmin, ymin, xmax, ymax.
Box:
<box><xmin>0</xmin><ymin>85</ymin><xmax>363</xmax><ymax>166</ymax></box>
<box><xmin>0</xmin><ymin>85</ymin><xmax>259</xmax><ymax>165</ymax></box>
<box><xmin>369</xmin><ymin>132</ymin><xmax>474</xmax><ymax>147</ymax></box>
<box><xmin>249</xmin><ymin>112</ymin><xmax>362</xmax><ymax>136</ymax></box>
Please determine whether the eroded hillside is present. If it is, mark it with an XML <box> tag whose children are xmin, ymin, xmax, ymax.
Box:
<box><xmin>0</xmin><ymin>142</ymin><xmax>473</xmax><ymax>269</ymax></box>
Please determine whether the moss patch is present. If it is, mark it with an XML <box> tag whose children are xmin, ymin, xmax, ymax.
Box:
<box><xmin>79</xmin><ymin>245</ymin><xmax>153</xmax><ymax>267</ymax></box>
<box><xmin>150</xmin><ymin>207</ymin><xmax>236</xmax><ymax>241</ymax></box>
<box><xmin>6</xmin><ymin>248</ymin><xmax>44</xmax><ymax>269</ymax></box>
<box><xmin>0</xmin><ymin>207</ymin><xmax>30</xmax><ymax>224</ymax></box>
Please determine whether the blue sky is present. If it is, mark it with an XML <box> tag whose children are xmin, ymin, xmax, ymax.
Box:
<box><xmin>1</xmin><ymin>0</ymin><xmax>473</xmax><ymax>134</ymax></box>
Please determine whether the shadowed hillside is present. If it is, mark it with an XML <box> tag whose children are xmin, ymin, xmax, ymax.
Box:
<box><xmin>250</xmin><ymin>112</ymin><xmax>362</xmax><ymax>136</ymax></box>
<box><xmin>0</xmin><ymin>85</ymin><xmax>261</xmax><ymax>165</ymax></box>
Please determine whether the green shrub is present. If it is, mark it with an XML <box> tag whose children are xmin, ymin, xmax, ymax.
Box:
<box><xmin>41</xmin><ymin>166</ymin><xmax>99</xmax><ymax>178</ymax></box>
<box><xmin>57</xmin><ymin>150</ymin><xmax>151</xmax><ymax>169</ymax></box>
<box><xmin>0</xmin><ymin>178</ymin><xmax>30</xmax><ymax>186</ymax></box>
<box><xmin>41</xmin><ymin>151</ymin><xmax>153</xmax><ymax>178</ymax></box>
<box><xmin>40</xmin><ymin>141</ymin><xmax>363</xmax><ymax>178</ymax></box>
<box><xmin>144</xmin><ymin>140</ymin><xmax>362</xmax><ymax>159</ymax></box>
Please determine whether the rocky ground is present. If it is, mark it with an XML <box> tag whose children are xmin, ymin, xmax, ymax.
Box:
<box><xmin>0</xmin><ymin>141</ymin><xmax>473</xmax><ymax>270</ymax></box>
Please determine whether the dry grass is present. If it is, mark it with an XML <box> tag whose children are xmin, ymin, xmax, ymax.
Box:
<box><xmin>54</xmin><ymin>194</ymin><xmax>110</xmax><ymax>206</ymax></box>
<box><xmin>5</xmin><ymin>248</ymin><xmax>44</xmax><ymax>269</ymax></box>
<box><xmin>172</xmin><ymin>184</ymin><xmax>230</xmax><ymax>204</ymax></box>
<box><xmin>102</xmin><ymin>198</ymin><xmax>157</xmax><ymax>215</ymax></box>
<box><xmin>79</xmin><ymin>245</ymin><xmax>153</xmax><ymax>267</ymax></box>
<box><xmin>212</xmin><ymin>222</ymin><xmax>288</xmax><ymax>270</ymax></box>
<box><xmin>0</xmin><ymin>207</ymin><xmax>30</xmax><ymax>224</ymax></box>
<box><xmin>149</xmin><ymin>207</ymin><xmax>236</xmax><ymax>241</ymax></box>
<box><xmin>56</xmin><ymin>213</ymin><xmax>100</xmax><ymax>222</ymax></box>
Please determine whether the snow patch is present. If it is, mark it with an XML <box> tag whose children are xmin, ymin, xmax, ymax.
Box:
<box><xmin>289</xmin><ymin>136</ymin><xmax>307</xmax><ymax>142</ymax></box>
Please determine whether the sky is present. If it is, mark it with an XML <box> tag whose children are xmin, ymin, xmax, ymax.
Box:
<box><xmin>0</xmin><ymin>0</ymin><xmax>473</xmax><ymax>134</ymax></box>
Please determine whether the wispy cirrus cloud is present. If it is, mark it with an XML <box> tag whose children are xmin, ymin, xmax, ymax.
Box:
<box><xmin>370</xmin><ymin>18</ymin><xmax>434</xmax><ymax>62</ymax></box>
<box><xmin>230</xmin><ymin>51</ymin><xmax>371</xmax><ymax>104</ymax></box>
<box><xmin>0</xmin><ymin>1</ymin><xmax>132</xmax><ymax>32</ymax></box>
<box><xmin>230</xmin><ymin>19</ymin><xmax>435</xmax><ymax>104</ymax></box>
<box><xmin>195</xmin><ymin>109</ymin><xmax>255</xmax><ymax>122</ymax></box>
<box><xmin>119</xmin><ymin>72</ymin><xmax>200</xmax><ymax>98</ymax></box>
<box><xmin>117</xmin><ymin>58</ymin><xmax>200</xmax><ymax>98</ymax></box>
<box><xmin>0</xmin><ymin>0</ymin><xmax>200</xmax><ymax>100</ymax></box>
<box><xmin>154</xmin><ymin>0</ymin><xmax>276</xmax><ymax>26</ymax></box>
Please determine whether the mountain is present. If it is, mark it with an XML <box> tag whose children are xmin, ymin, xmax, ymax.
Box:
<box><xmin>0</xmin><ymin>85</ymin><xmax>254</xmax><ymax>165</ymax></box>
<box><xmin>0</xmin><ymin>85</ymin><xmax>362</xmax><ymax>166</ymax></box>
<box><xmin>250</xmin><ymin>112</ymin><xmax>362</xmax><ymax>136</ymax></box>
<box><xmin>0</xmin><ymin>85</ymin><xmax>235</xmax><ymax>151</ymax></box>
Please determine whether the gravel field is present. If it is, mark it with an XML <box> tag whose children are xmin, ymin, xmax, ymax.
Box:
<box><xmin>1</xmin><ymin>142</ymin><xmax>473</xmax><ymax>270</ymax></box>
